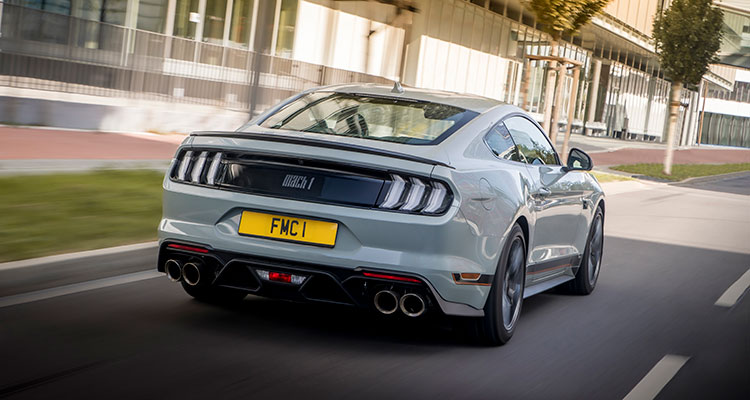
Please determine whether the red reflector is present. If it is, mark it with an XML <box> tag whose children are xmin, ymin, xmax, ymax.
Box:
<box><xmin>268</xmin><ymin>271</ymin><xmax>292</xmax><ymax>283</ymax></box>
<box><xmin>362</xmin><ymin>272</ymin><xmax>421</xmax><ymax>283</ymax></box>
<box><xmin>167</xmin><ymin>244</ymin><xmax>209</xmax><ymax>253</ymax></box>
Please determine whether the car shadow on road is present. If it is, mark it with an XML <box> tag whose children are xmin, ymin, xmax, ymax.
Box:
<box><xmin>168</xmin><ymin>286</ymin><xmax>563</xmax><ymax>350</ymax></box>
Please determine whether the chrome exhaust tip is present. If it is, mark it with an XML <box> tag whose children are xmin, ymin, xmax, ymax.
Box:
<box><xmin>182</xmin><ymin>262</ymin><xmax>202</xmax><ymax>286</ymax></box>
<box><xmin>373</xmin><ymin>290</ymin><xmax>399</xmax><ymax>315</ymax></box>
<box><xmin>399</xmin><ymin>293</ymin><xmax>426</xmax><ymax>317</ymax></box>
<box><xmin>165</xmin><ymin>259</ymin><xmax>182</xmax><ymax>282</ymax></box>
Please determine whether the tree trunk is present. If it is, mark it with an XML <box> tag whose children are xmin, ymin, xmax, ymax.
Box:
<box><xmin>519</xmin><ymin>58</ymin><xmax>531</xmax><ymax>111</ymax></box>
<box><xmin>663</xmin><ymin>81</ymin><xmax>683</xmax><ymax>175</ymax></box>
<box><xmin>549</xmin><ymin>59</ymin><xmax>566</xmax><ymax>146</ymax></box>
<box><xmin>542</xmin><ymin>39</ymin><xmax>559</xmax><ymax>137</ymax></box>
<box><xmin>561</xmin><ymin>66</ymin><xmax>581</xmax><ymax>165</ymax></box>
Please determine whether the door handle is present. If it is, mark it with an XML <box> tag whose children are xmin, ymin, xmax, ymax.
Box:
<box><xmin>537</xmin><ymin>187</ymin><xmax>551</xmax><ymax>197</ymax></box>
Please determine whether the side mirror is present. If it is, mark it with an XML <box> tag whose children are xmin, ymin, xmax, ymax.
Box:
<box><xmin>564</xmin><ymin>148</ymin><xmax>593</xmax><ymax>172</ymax></box>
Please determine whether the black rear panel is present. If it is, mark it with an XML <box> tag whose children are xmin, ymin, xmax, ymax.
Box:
<box><xmin>220</xmin><ymin>153</ymin><xmax>387</xmax><ymax>207</ymax></box>
<box><xmin>170</xmin><ymin>148</ymin><xmax>453</xmax><ymax>215</ymax></box>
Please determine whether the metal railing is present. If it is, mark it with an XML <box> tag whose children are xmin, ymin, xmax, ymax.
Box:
<box><xmin>0</xmin><ymin>2</ymin><xmax>391</xmax><ymax>112</ymax></box>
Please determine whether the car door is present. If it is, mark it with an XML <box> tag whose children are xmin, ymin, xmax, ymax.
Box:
<box><xmin>503</xmin><ymin>116</ymin><xmax>586</xmax><ymax>282</ymax></box>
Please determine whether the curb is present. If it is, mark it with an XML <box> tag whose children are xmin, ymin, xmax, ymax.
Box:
<box><xmin>599</xmin><ymin>167</ymin><xmax>750</xmax><ymax>185</ymax></box>
<box><xmin>673</xmin><ymin>170</ymin><xmax>750</xmax><ymax>185</ymax></box>
<box><xmin>0</xmin><ymin>242</ymin><xmax>158</xmax><ymax>272</ymax></box>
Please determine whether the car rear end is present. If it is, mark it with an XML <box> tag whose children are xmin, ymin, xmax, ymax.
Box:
<box><xmin>157</xmin><ymin>88</ymin><xmax>494</xmax><ymax>317</ymax></box>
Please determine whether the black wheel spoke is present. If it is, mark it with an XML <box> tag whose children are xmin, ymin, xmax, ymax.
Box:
<box><xmin>588</xmin><ymin>216</ymin><xmax>603</xmax><ymax>285</ymax></box>
<box><xmin>501</xmin><ymin>238</ymin><xmax>525</xmax><ymax>331</ymax></box>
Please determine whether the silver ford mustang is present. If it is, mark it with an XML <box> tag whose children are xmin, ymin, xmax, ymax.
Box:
<box><xmin>157</xmin><ymin>83</ymin><xmax>605</xmax><ymax>345</ymax></box>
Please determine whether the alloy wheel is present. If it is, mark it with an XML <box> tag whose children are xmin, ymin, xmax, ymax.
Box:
<box><xmin>502</xmin><ymin>238</ymin><xmax>525</xmax><ymax>331</ymax></box>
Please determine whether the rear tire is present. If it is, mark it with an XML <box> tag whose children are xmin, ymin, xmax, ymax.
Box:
<box><xmin>181</xmin><ymin>281</ymin><xmax>247</xmax><ymax>304</ymax></box>
<box><xmin>472</xmin><ymin>224</ymin><xmax>526</xmax><ymax>346</ymax></box>
<box><xmin>563</xmin><ymin>206</ymin><xmax>604</xmax><ymax>295</ymax></box>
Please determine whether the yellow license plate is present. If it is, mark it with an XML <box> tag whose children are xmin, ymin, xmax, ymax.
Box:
<box><xmin>238</xmin><ymin>211</ymin><xmax>338</xmax><ymax>246</ymax></box>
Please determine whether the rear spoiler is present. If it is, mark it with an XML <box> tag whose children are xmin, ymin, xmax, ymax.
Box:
<box><xmin>190</xmin><ymin>131</ymin><xmax>453</xmax><ymax>168</ymax></box>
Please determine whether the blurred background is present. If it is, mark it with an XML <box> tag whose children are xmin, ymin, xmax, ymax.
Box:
<box><xmin>0</xmin><ymin>0</ymin><xmax>748</xmax><ymax>144</ymax></box>
<box><xmin>0</xmin><ymin>1</ymin><xmax>748</xmax><ymax>399</ymax></box>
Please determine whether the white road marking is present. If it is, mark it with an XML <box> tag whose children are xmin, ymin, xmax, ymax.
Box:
<box><xmin>0</xmin><ymin>270</ymin><xmax>162</xmax><ymax>309</ymax></box>
<box><xmin>715</xmin><ymin>268</ymin><xmax>750</xmax><ymax>308</ymax></box>
<box><xmin>0</xmin><ymin>242</ymin><xmax>157</xmax><ymax>271</ymax></box>
<box><xmin>623</xmin><ymin>355</ymin><xmax>689</xmax><ymax>400</ymax></box>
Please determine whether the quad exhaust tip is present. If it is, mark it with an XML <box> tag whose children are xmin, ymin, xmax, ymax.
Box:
<box><xmin>165</xmin><ymin>259</ymin><xmax>182</xmax><ymax>282</ymax></box>
<box><xmin>182</xmin><ymin>262</ymin><xmax>202</xmax><ymax>286</ymax></box>
<box><xmin>373</xmin><ymin>290</ymin><xmax>399</xmax><ymax>315</ymax></box>
<box><xmin>399</xmin><ymin>293</ymin><xmax>426</xmax><ymax>317</ymax></box>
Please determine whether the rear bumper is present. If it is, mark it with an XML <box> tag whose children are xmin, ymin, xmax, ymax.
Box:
<box><xmin>157</xmin><ymin>241</ymin><xmax>482</xmax><ymax>316</ymax></box>
<box><xmin>158</xmin><ymin>179</ymin><xmax>493</xmax><ymax>315</ymax></box>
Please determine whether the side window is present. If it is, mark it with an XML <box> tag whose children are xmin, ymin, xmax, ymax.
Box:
<box><xmin>484</xmin><ymin>123</ymin><xmax>522</xmax><ymax>162</ymax></box>
<box><xmin>503</xmin><ymin>117</ymin><xmax>559</xmax><ymax>165</ymax></box>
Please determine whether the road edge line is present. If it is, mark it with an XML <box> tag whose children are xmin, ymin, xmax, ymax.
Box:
<box><xmin>0</xmin><ymin>270</ymin><xmax>162</xmax><ymax>308</ymax></box>
<box><xmin>0</xmin><ymin>242</ymin><xmax>158</xmax><ymax>272</ymax></box>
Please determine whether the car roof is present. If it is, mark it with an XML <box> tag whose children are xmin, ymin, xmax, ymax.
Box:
<box><xmin>315</xmin><ymin>83</ymin><xmax>505</xmax><ymax>113</ymax></box>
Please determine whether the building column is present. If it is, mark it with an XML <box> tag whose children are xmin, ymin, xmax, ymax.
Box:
<box><xmin>222</xmin><ymin>0</ymin><xmax>234</xmax><ymax>46</ymax></box>
<box><xmin>125</xmin><ymin>0</ymin><xmax>140</xmax><ymax>29</ymax></box>
<box><xmin>585</xmin><ymin>58</ymin><xmax>602</xmax><ymax>135</ymax></box>
<box><xmin>165</xmin><ymin>0</ymin><xmax>177</xmax><ymax>36</ymax></box>
<box><xmin>195</xmin><ymin>0</ymin><xmax>207</xmax><ymax>42</ymax></box>
<box><xmin>269</xmin><ymin>0</ymin><xmax>282</xmax><ymax>55</ymax></box>
<box><xmin>247</xmin><ymin>0</ymin><xmax>260</xmax><ymax>51</ymax></box>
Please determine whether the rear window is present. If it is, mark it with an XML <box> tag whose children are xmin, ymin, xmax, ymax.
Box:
<box><xmin>254</xmin><ymin>92</ymin><xmax>478</xmax><ymax>145</ymax></box>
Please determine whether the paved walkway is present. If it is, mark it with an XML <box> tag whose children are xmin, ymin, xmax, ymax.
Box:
<box><xmin>0</xmin><ymin>126</ymin><xmax>182</xmax><ymax>160</ymax></box>
<box><xmin>591</xmin><ymin>147</ymin><xmax>750</xmax><ymax>167</ymax></box>
<box><xmin>2</xmin><ymin>126</ymin><xmax>748</xmax><ymax>172</ymax></box>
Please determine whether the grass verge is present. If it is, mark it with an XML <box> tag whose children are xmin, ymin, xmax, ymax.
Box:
<box><xmin>611</xmin><ymin>163</ymin><xmax>750</xmax><ymax>182</ymax></box>
<box><xmin>590</xmin><ymin>171</ymin><xmax>634</xmax><ymax>183</ymax></box>
<box><xmin>0</xmin><ymin>170</ymin><xmax>163</xmax><ymax>263</ymax></box>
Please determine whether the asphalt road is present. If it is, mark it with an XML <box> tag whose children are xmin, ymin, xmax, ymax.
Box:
<box><xmin>1</xmin><ymin>178</ymin><xmax>748</xmax><ymax>399</ymax></box>
<box><xmin>674</xmin><ymin>171</ymin><xmax>750</xmax><ymax>196</ymax></box>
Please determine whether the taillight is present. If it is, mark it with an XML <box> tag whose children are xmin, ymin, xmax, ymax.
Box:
<box><xmin>176</xmin><ymin>150</ymin><xmax>193</xmax><ymax>180</ymax></box>
<box><xmin>172</xmin><ymin>149</ymin><xmax>224</xmax><ymax>186</ymax></box>
<box><xmin>378</xmin><ymin>174</ymin><xmax>453</xmax><ymax>214</ymax></box>
<box><xmin>256</xmin><ymin>269</ymin><xmax>307</xmax><ymax>285</ymax></box>
<box><xmin>166</xmin><ymin>243</ymin><xmax>209</xmax><ymax>253</ymax></box>
<box><xmin>362</xmin><ymin>271</ymin><xmax>422</xmax><ymax>283</ymax></box>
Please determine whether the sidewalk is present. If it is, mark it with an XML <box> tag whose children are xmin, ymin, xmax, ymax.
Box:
<box><xmin>591</xmin><ymin>147</ymin><xmax>750</xmax><ymax>167</ymax></box>
<box><xmin>0</xmin><ymin>126</ymin><xmax>182</xmax><ymax>174</ymax></box>
<box><xmin>2</xmin><ymin>126</ymin><xmax>749</xmax><ymax>173</ymax></box>
<box><xmin>0</xmin><ymin>126</ymin><xmax>183</xmax><ymax>159</ymax></box>
<box><xmin>552</xmin><ymin>134</ymin><xmax>749</xmax><ymax>166</ymax></box>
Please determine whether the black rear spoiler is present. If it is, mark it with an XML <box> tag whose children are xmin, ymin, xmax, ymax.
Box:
<box><xmin>190</xmin><ymin>131</ymin><xmax>453</xmax><ymax>168</ymax></box>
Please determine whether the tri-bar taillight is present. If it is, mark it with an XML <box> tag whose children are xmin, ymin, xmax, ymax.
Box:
<box><xmin>171</xmin><ymin>149</ymin><xmax>453</xmax><ymax>215</ymax></box>
<box><xmin>377</xmin><ymin>174</ymin><xmax>453</xmax><ymax>214</ymax></box>
<box><xmin>172</xmin><ymin>150</ymin><xmax>224</xmax><ymax>186</ymax></box>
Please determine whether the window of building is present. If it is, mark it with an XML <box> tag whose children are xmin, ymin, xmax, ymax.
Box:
<box><xmin>21</xmin><ymin>0</ymin><xmax>71</xmax><ymax>15</ymax></box>
<box><xmin>173</xmin><ymin>0</ymin><xmax>199</xmax><ymax>39</ymax></box>
<box><xmin>229</xmin><ymin>0</ymin><xmax>255</xmax><ymax>47</ymax></box>
<box><xmin>484</xmin><ymin>123</ymin><xmax>522</xmax><ymax>162</ymax></box>
<box><xmin>503</xmin><ymin>116</ymin><xmax>559</xmax><ymax>165</ymax></box>
<box><xmin>275</xmin><ymin>0</ymin><xmax>298</xmax><ymax>57</ymax></box>
<box><xmin>203</xmin><ymin>0</ymin><xmax>227</xmax><ymax>43</ymax></box>
<box><xmin>102</xmin><ymin>0</ymin><xmax>127</xmax><ymax>25</ymax></box>
<box><xmin>137</xmin><ymin>0</ymin><xmax>169</xmax><ymax>33</ymax></box>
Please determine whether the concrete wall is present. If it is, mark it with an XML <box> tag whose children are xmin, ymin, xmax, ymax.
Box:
<box><xmin>0</xmin><ymin>87</ymin><xmax>250</xmax><ymax>134</ymax></box>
